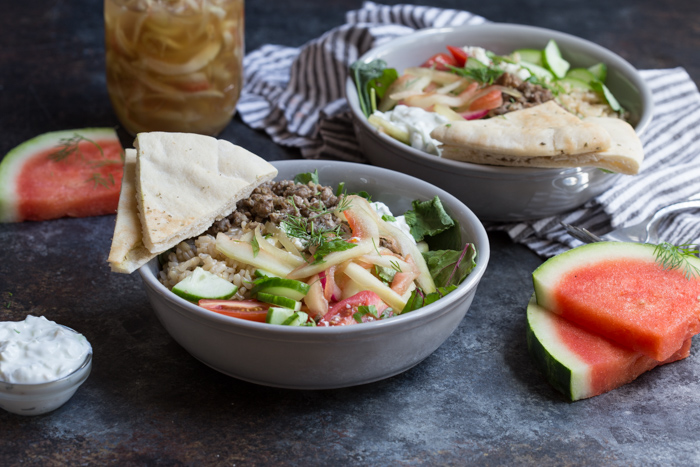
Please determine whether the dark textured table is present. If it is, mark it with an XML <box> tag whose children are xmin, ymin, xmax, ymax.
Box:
<box><xmin>2</xmin><ymin>1</ymin><xmax>700</xmax><ymax>465</ymax></box>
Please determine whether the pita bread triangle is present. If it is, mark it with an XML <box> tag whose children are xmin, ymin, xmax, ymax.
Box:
<box><xmin>107</xmin><ymin>132</ymin><xmax>277</xmax><ymax>273</ymax></box>
<box><xmin>431</xmin><ymin>101</ymin><xmax>644</xmax><ymax>175</ymax></box>
<box><xmin>107</xmin><ymin>149</ymin><xmax>153</xmax><ymax>273</ymax></box>
<box><xmin>135</xmin><ymin>132</ymin><xmax>278</xmax><ymax>254</ymax></box>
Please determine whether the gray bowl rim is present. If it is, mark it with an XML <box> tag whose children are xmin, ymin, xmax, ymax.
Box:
<box><xmin>345</xmin><ymin>22</ymin><xmax>654</xmax><ymax>177</ymax></box>
<box><xmin>138</xmin><ymin>159</ymin><xmax>490</xmax><ymax>338</ymax></box>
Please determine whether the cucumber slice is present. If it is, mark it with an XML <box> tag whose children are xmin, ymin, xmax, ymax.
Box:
<box><xmin>543</xmin><ymin>40</ymin><xmax>570</xmax><ymax>79</ymax></box>
<box><xmin>251</xmin><ymin>277</ymin><xmax>311</xmax><ymax>301</ymax></box>
<box><xmin>172</xmin><ymin>267</ymin><xmax>238</xmax><ymax>302</ymax></box>
<box><xmin>565</xmin><ymin>68</ymin><xmax>597</xmax><ymax>84</ymax></box>
<box><xmin>558</xmin><ymin>77</ymin><xmax>593</xmax><ymax>91</ymax></box>
<box><xmin>513</xmin><ymin>48</ymin><xmax>543</xmax><ymax>66</ymax></box>
<box><xmin>266</xmin><ymin>308</ymin><xmax>309</xmax><ymax>326</ymax></box>
<box><xmin>591</xmin><ymin>81</ymin><xmax>622</xmax><ymax>112</ymax></box>
<box><xmin>266</xmin><ymin>307</ymin><xmax>295</xmax><ymax>324</ymax></box>
<box><xmin>283</xmin><ymin>311</ymin><xmax>309</xmax><ymax>326</ymax></box>
<box><xmin>254</xmin><ymin>269</ymin><xmax>280</xmax><ymax>279</ymax></box>
<box><xmin>256</xmin><ymin>292</ymin><xmax>301</xmax><ymax>311</ymax></box>
<box><xmin>519</xmin><ymin>61</ymin><xmax>554</xmax><ymax>81</ymax></box>
<box><xmin>587</xmin><ymin>62</ymin><xmax>607</xmax><ymax>82</ymax></box>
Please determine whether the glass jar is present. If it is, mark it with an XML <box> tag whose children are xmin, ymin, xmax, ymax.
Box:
<box><xmin>104</xmin><ymin>0</ymin><xmax>244</xmax><ymax>136</ymax></box>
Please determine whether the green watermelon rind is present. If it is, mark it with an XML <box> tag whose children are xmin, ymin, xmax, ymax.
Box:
<box><xmin>526</xmin><ymin>296</ymin><xmax>591</xmax><ymax>401</ymax></box>
<box><xmin>0</xmin><ymin>128</ymin><xmax>120</xmax><ymax>222</ymax></box>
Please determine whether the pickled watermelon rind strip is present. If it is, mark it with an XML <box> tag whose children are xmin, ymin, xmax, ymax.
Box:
<box><xmin>0</xmin><ymin>128</ymin><xmax>120</xmax><ymax>222</ymax></box>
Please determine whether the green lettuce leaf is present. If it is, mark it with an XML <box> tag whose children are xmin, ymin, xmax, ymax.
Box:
<box><xmin>350</xmin><ymin>59</ymin><xmax>398</xmax><ymax>117</ymax></box>
<box><xmin>294</xmin><ymin>170</ymin><xmax>320</xmax><ymax>185</ymax></box>
<box><xmin>403</xmin><ymin>196</ymin><xmax>461</xmax><ymax>250</ymax></box>
<box><xmin>423</xmin><ymin>243</ymin><xmax>477</xmax><ymax>288</ymax></box>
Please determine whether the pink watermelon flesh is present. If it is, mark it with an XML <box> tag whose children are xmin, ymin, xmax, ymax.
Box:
<box><xmin>1</xmin><ymin>129</ymin><xmax>124</xmax><ymax>222</ymax></box>
<box><xmin>553</xmin><ymin>258</ymin><xmax>700</xmax><ymax>361</ymax></box>
<box><xmin>527</xmin><ymin>298</ymin><xmax>692</xmax><ymax>401</ymax></box>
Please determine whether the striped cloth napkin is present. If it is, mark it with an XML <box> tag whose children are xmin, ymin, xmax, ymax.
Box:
<box><xmin>237</xmin><ymin>1</ymin><xmax>700</xmax><ymax>257</ymax></box>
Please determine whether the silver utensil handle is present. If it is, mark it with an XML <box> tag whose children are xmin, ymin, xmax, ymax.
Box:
<box><xmin>645</xmin><ymin>199</ymin><xmax>700</xmax><ymax>242</ymax></box>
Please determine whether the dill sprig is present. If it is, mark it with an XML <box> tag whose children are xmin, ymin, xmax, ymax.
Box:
<box><xmin>48</xmin><ymin>133</ymin><xmax>104</xmax><ymax>162</ymax></box>
<box><xmin>653</xmin><ymin>242</ymin><xmax>700</xmax><ymax>279</ymax></box>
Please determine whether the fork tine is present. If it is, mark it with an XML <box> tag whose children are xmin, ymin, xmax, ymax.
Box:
<box><xmin>560</xmin><ymin>222</ymin><xmax>605</xmax><ymax>244</ymax></box>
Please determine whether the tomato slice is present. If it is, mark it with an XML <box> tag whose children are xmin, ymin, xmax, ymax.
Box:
<box><xmin>446</xmin><ymin>45</ymin><xmax>468</xmax><ymax>67</ymax></box>
<box><xmin>198</xmin><ymin>299</ymin><xmax>270</xmax><ymax>322</ymax></box>
<box><xmin>318</xmin><ymin>291</ymin><xmax>389</xmax><ymax>326</ymax></box>
<box><xmin>420</xmin><ymin>53</ymin><xmax>458</xmax><ymax>71</ymax></box>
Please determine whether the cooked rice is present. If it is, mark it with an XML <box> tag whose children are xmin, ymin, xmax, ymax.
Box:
<box><xmin>159</xmin><ymin>230</ymin><xmax>256</xmax><ymax>300</ymax></box>
<box><xmin>557</xmin><ymin>85</ymin><xmax>626</xmax><ymax>120</ymax></box>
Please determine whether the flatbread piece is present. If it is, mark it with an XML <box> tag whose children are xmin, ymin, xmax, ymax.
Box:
<box><xmin>430</xmin><ymin>101</ymin><xmax>644</xmax><ymax>174</ymax></box>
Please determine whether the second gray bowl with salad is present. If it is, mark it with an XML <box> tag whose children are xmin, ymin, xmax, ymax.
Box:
<box><xmin>139</xmin><ymin>160</ymin><xmax>490</xmax><ymax>389</ymax></box>
<box><xmin>345</xmin><ymin>23</ymin><xmax>653</xmax><ymax>222</ymax></box>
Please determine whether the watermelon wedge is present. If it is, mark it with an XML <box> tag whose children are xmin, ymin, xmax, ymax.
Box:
<box><xmin>533</xmin><ymin>242</ymin><xmax>700</xmax><ymax>361</ymax></box>
<box><xmin>0</xmin><ymin>128</ymin><xmax>124</xmax><ymax>222</ymax></box>
<box><xmin>527</xmin><ymin>296</ymin><xmax>692</xmax><ymax>401</ymax></box>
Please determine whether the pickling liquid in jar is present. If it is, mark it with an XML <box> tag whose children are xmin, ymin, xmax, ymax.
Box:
<box><xmin>0</xmin><ymin>315</ymin><xmax>92</xmax><ymax>384</ymax></box>
<box><xmin>104</xmin><ymin>0</ymin><xmax>244</xmax><ymax>136</ymax></box>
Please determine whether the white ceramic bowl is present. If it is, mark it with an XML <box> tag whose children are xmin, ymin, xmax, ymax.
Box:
<box><xmin>0</xmin><ymin>327</ymin><xmax>92</xmax><ymax>416</ymax></box>
<box><xmin>345</xmin><ymin>23</ymin><xmax>653</xmax><ymax>222</ymax></box>
<box><xmin>139</xmin><ymin>160</ymin><xmax>490</xmax><ymax>389</ymax></box>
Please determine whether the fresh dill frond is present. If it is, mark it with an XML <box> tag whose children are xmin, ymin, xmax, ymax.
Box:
<box><xmin>390</xmin><ymin>260</ymin><xmax>402</xmax><ymax>273</ymax></box>
<box><xmin>86</xmin><ymin>173</ymin><xmax>114</xmax><ymax>188</ymax></box>
<box><xmin>653</xmin><ymin>242</ymin><xmax>700</xmax><ymax>279</ymax></box>
<box><xmin>48</xmin><ymin>133</ymin><xmax>105</xmax><ymax>162</ymax></box>
<box><xmin>449</xmin><ymin>60</ymin><xmax>503</xmax><ymax>85</ymax></box>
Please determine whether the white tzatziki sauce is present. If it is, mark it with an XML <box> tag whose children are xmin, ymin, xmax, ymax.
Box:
<box><xmin>370</xmin><ymin>202</ymin><xmax>416</xmax><ymax>244</ymax></box>
<box><xmin>0</xmin><ymin>315</ymin><xmax>92</xmax><ymax>384</ymax></box>
<box><xmin>372</xmin><ymin>105</ymin><xmax>448</xmax><ymax>156</ymax></box>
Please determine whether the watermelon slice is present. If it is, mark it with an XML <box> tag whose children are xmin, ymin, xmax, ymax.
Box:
<box><xmin>0</xmin><ymin>128</ymin><xmax>124</xmax><ymax>222</ymax></box>
<box><xmin>533</xmin><ymin>241</ymin><xmax>700</xmax><ymax>361</ymax></box>
<box><xmin>527</xmin><ymin>296</ymin><xmax>692</xmax><ymax>401</ymax></box>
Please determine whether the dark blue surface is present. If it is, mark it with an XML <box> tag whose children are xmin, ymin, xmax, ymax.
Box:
<box><xmin>2</xmin><ymin>1</ymin><xmax>700</xmax><ymax>464</ymax></box>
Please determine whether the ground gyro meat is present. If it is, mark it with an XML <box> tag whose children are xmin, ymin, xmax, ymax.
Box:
<box><xmin>207</xmin><ymin>180</ymin><xmax>342</xmax><ymax>236</ymax></box>
<box><xmin>489</xmin><ymin>72</ymin><xmax>554</xmax><ymax>116</ymax></box>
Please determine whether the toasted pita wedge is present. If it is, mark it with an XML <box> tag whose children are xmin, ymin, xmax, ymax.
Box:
<box><xmin>135</xmin><ymin>132</ymin><xmax>278</xmax><ymax>254</ymax></box>
<box><xmin>107</xmin><ymin>149</ymin><xmax>153</xmax><ymax>273</ymax></box>
<box><xmin>431</xmin><ymin>101</ymin><xmax>644</xmax><ymax>174</ymax></box>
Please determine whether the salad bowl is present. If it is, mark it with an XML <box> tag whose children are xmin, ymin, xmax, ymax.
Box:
<box><xmin>139</xmin><ymin>160</ymin><xmax>490</xmax><ymax>389</ymax></box>
<box><xmin>345</xmin><ymin>23</ymin><xmax>653</xmax><ymax>222</ymax></box>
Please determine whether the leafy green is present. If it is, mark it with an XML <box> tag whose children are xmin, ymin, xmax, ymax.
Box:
<box><xmin>374</xmin><ymin>265</ymin><xmax>397</xmax><ymax>284</ymax></box>
<box><xmin>402</xmin><ymin>286</ymin><xmax>458</xmax><ymax>313</ymax></box>
<box><xmin>350</xmin><ymin>59</ymin><xmax>398</xmax><ymax>117</ymax></box>
<box><xmin>294</xmin><ymin>170</ymin><xmax>320</xmax><ymax>185</ymax></box>
<box><xmin>403</xmin><ymin>196</ymin><xmax>460</xmax><ymax>250</ymax></box>
<box><xmin>353</xmin><ymin>304</ymin><xmax>379</xmax><ymax>323</ymax></box>
<box><xmin>423</xmin><ymin>243</ymin><xmax>477</xmax><ymax>288</ymax></box>
<box><xmin>311</xmin><ymin>238</ymin><xmax>357</xmax><ymax>264</ymax></box>
<box><xmin>449</xmin><ymin>59</ymin><xmax>503</xmax><ymax>84</ymax></box>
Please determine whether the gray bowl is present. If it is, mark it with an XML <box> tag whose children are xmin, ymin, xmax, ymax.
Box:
<box><xmin>139</xmin><ymin>160</ymin><xmax>490</xmax><ymax>389</ymax></box>
<box><xmin>345</xmin><ymin>23</ymin><xmax>653</xmax><ymax>222</ymax></box>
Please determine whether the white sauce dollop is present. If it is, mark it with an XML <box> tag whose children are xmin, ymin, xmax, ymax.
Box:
<box><xmin>0</xmin><ymin>315</ymin><xmax>92</xmax><ymax>384</ymax></box>
<box><xmin>370</xmin><ymin>201</ymin><xmax>416</xmax><ymax>244</ymax></box>
<box><xmin>372</xmin><ymin>105</ymin><xmax>448</xmax><ymax>155</ymax></box>
<box><xmin>462</xmin><ymin>46</ymin><xmax>532</xmax><ymax>81</ymax></box>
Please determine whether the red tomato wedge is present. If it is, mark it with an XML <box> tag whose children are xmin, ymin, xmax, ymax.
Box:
<box><xmin>446</xmin><ymin>45</ymin><xmax>468</xmax><ymax>67</ymax></box>
<box><xmin>318</xmin><ymin>291</ymin><xmax>389</xmax><ymax>326</ymax></box>
<box><xmin>420</xmin><ymin>53</ymin><xmax>458</xmax><ymax>71</ymax></box>
<box><xmin>198</xmin><ymin>299</ymin><xmax>270</xmax><ymax>322</ymax></box>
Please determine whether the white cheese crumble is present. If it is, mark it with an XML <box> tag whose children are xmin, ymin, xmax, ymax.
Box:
<box><xmin>370</xmin><ymin>201</ymin><xmax>416</xmax><ymax>244</ymax></box>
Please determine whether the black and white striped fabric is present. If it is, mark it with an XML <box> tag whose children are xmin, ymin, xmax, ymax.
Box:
<box><xmin>237</xmin><ymin>1</ymin><xmax>700</xmax><ymax>257</ymax></box>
